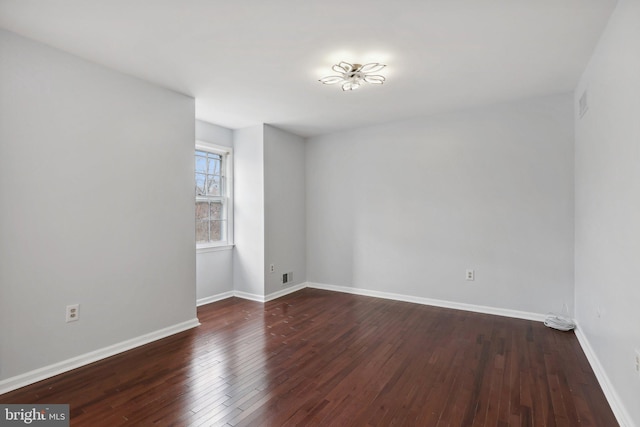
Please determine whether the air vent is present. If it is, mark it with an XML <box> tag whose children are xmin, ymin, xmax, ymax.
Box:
<box><xmin>282</xmin><ymin>272</ymin><xmax>293</xmax><ymax>285</ymax></box>
<box><xmin>579</xmin><ymin>90</ymin><xmax>589</xmax><ymax>118</ymax></box>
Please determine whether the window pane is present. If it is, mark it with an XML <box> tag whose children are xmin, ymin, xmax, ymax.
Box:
<box><xmin>196</xmin><ymin>202</ymin><xmax>209</xmax><ymax>221</ymax></box>
<box><xmin>206</xmin><ymin>175</ymin><xmax>221</xmax><ymax>196</ymax></box>
<box><xmin>210</xmin><ymin>220</ymin><xmax>224</xmax><ymax>241</ymax></box>
<box><xmin>195</xmin><ymin>220</ymin><xmax>209</xmax><ymax>243</ymax></box>
<box><xmin>195</xmin><ymin>148</ymin><xmax>229</xmax><ymax>245</ymax></box>
<box><xmin>195</xmin><ymin>154</ymin><xmax>207</xmax><ymax>174</ymax></box>
<box><xmin>210</xmin><ymin>202</ymin><xmax>223</xmax><ymax>220</ymax></box>
<box><xmin>208</xmin><ymin>157</ymin><xmax>221</xmax><ymax>176</ymax></box>
<box><xmin>195</xmin><ymin>173</ymin><xmax>206</xmax><ymax>196</ymax></box>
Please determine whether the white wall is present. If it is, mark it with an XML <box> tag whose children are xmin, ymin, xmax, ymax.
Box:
<box><xmin>306</xmin><ymin>94</ymin><xmax>574</xmax><ymax>316</ymax></box>
<box><xmin>196</xmin><ymin>120</ymin><xmax>233</xmax><ymax>148</ymax></box>
<box><xmin>264</xmin><ymin>125</ymin><xmax>306</xmax><ymax>295</ymax></box>
<box><xmin>195</xmin><ymin>120</ymin><xmax>234</xmax><ymax>301</ymax></box>
<box><xmin>232</xmin><ymin>125</ymin><xmax>265</xmax><ymax>296</ymax></box>
<box><xmin>574</xmin><ymin>0</ymin><xmax>640</xmax><ymax>425</ymax></box>
<box><xmin>0</xmin><ymin>30</ymin><xmax>196</xmax><ymax>382</ymax></box>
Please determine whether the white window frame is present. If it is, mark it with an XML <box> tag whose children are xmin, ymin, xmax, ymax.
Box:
<box><xmin>195</xmin><ymin>141</ymin><xmax>234</xmax><ymax>252</ymax></box>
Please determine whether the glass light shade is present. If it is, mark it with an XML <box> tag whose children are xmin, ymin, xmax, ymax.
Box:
<box><xmin>320</xmin><ymin>76</ymin><xmax>345</xmax><ymax>85</ymax></box>
<box><xmin>363</xmin><ymin>75</ymin><xmax>385</xmax><ymax>84</ymax></box>
<box><xmin>359</xmin><ymin>63</ymin><xmax>386</xmax><ymax>73</ymax></box>
<box><xmin>333</xmin><ymin>62</ymin><xmax>353</xmax><ymax>73</ymax></box>
<box><xmin>319</xmin><ymin>61</ymin><xmax>386</xmax><ymax>91</ymax></box>
<box><xmin>342</xmin><ymin>81</ymin><xmax>361</xmax><ymax>91</ymax></box>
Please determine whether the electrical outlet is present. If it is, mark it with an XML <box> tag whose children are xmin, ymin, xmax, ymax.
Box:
<box><xmin>465</xmin><ymin>269</ymin><xmax>475</xmax><ymax>281</ymax></box>
<box><xmin>635</xmin><ymin>349</ymin><xmax>640</xmax><ymax>377</ymax></box>
<box><xmin>270</xmin><ymin>264</ymin><xmax>275</xmax><ymax>273</ymax></box>
<box><xmin>66</xmin><ymin>304</ymin><xmax>79</xmax><ymax>322</ymax></box>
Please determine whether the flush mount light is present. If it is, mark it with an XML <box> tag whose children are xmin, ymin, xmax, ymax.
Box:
<box><xmin>319</xmin><ymin>62</ymin><xmax>386</xmax><ymax>91</ymax></box>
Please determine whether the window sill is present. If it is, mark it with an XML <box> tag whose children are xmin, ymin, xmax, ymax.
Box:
<box><xmin>196</xmin><ymin>244</ymin><xmax>235</xmax><ymax>254</ymax></box>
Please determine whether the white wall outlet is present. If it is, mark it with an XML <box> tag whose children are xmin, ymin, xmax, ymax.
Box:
<box><xmin>635</xmin><ymin>349</ymin><xmax>640</xmax><ymax>377</ymax></box>
<box><xmin>66</xmin><ymin>304</ymin><xmax>79</xmax><ymax>322</ymax></box>
<box><xmin>465</xmin><ymin>269</ymin><xmax>475</xmax><ymax>281</ymax></box>
<box><xmin>270</xmin><ymin>264</ymin><xmax>275</xmax><ymax>273</ymax></box>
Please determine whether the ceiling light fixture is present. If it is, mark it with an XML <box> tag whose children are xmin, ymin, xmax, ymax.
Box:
<box><xmin>319</xmin><ymin>62</ymin><xmax>386</xmax><ymax>91</ymax></box>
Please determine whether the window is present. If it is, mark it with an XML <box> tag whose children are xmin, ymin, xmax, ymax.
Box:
<box><xmin>195</xmin><ymin>141</ymin><xmax>233</xmax><ymax>248</ymax></box>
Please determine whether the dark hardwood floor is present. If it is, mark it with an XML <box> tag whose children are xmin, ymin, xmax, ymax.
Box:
<box><xmin>0</xmin><ymin>288</ymin><xmax>617</xmax><ymax>426</ymax></box>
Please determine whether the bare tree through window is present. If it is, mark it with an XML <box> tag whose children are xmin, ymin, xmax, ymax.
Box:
<box><xmin>195</xmin><ymin>149</ymin><xmax>226</xmax><ymax>244</ymax></box>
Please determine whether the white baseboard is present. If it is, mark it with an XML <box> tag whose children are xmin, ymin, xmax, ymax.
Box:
<box><xmin>307</xmin><ymin>282</ymin><xmax>546</xmax><ymax>322</ymax></box>
<box><xmin>0</xmin><ymin>318</ymin><xmax>200</xmax><ymax>396</ymax></box>
<box><xmin>197</xmin><ymin>291</ymin><xmax>235</xmax><ymax>306</ymax></box>
<box><xmin>197</xmin><ymin>282</ymin><xmax>545</xmax><ymax>322</ymax></box>
<box><xmin>233</xmin><ymin>290</ymin><xmax>266</xmax><ymax>302</ymax></box>
<box><xmin>196</xmin><ymin>282</ymin><xmax>548</xmax><ymax>323</ymax></box>
<box><xmin>229</xmin><ymin>282</ymin><xmax>309</xmax><ymax>303</ymax></box>
<box><xmin>574</xmin><ymin>324</ymin><xmax>634</xmax><ymax>427</ymax></box>
<box><xmin>264</xmin><ymin>282</ymin><xmax>308</xmax><ymax>302</ymax></box>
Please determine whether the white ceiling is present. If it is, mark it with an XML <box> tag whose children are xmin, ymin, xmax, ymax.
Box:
<box><xmin>0</xmin><ymin>0</ymin><xmax>616</xmax><ymax>137</ymax></box>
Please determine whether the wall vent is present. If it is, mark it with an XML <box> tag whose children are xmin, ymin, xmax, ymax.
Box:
<box><xmin>579</xmin><ymin>90</ymin><xmax>589</xmax><ymax>118</ymax></box>
<box><xmin>282</xmin><ymin>272</ymin><xmax>293</xmax><ymax>285</ymax></box>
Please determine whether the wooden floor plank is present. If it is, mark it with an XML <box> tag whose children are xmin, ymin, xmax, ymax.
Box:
<box><xmin>0</xmin><ymin>288</ymin><xmax>618</xmax><ymax>426</ymax></box>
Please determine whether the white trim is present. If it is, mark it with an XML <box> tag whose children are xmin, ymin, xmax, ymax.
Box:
<box><xmin>228</xmin><ymin>282</ymin><xmax>310</xmax><ymax>303</ymax></box>
<box><xmin>264</xmin><ymin>282</ymin><xmax>308</xmax><ymax>302</ymax></box>
<box><xmin>574</xmin><ymin>324</ymin><xmax>633</xmax><ymax>427</ymax></box>
<box><xmin>306</xmin><ymin>282</ymin><xmax>546</xmax><ymax>322</ymax></box>
<box><xmin>195</xmin><ymin>140</ymin><xmax>230</xmax><ymax>155</ymax></box>
<box><xmin>196</xmin><ymin>244</ymin><xmax>234</xmax><ymax>254</ymax></box>
<box><xmin>197</xmin><ymin>291</ymin><xmax>235</xmax><ymax>306</ymax></box>
<box><xmin>0</xmin><ymin>318</ymin><xmax>200</xmax><ymax>396</ymax></box>
<box><xmin>195</xmin><ymin>140</ymin><xmax>234</xmax><ymax>247</ymax></box>
<box><xmin>233</xmin><ymin>290</ymin><xmax>265</xmax><ymax>302</ymax></box>
<box><xmin>223</xmin><ymin>147</ymin><xmax>233</xmax><ymax>245</ymax></box>
<box><xmin>209</xmin><ymin>282</ymin><xmax>545</xmax><ymax>321</ymax></box>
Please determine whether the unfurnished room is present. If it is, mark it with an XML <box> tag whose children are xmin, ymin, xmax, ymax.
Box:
<box><xmin>0</xmin><ymin>0</ymin><xmax>638</xmax><ymax>426</ymax></box>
